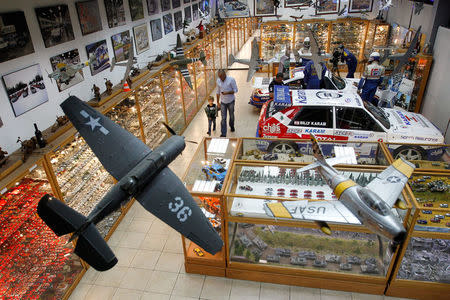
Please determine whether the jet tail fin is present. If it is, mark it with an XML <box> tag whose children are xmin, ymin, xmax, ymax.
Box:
<box><xmin>228</xmin><ymin>54</ymin><xmax>236</xmax><ymax>66</ymax></box>
<box><xmin>199</xmin><ymin>51</ymin><xmax>207</xmax><ymax>66</ymax></box>
<box><xmin>37</xmin><ymin>194</ymin><xmax>118</xmax><ymax>271</ymax></box>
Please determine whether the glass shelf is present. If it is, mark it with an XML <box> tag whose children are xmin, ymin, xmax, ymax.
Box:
<box><xmin>161</xmin><ymin>67</ymin><xmax>185</xmax><ymax>133</ymax></box>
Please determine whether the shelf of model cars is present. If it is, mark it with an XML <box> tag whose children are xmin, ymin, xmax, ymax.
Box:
<box><xmin>0</xmin><ymin>163</ymin><xmax>84</xmax><ymax>299</ymax></box>
<box><xmin>193</xmin><ymin>61</ymin><xmax>207</xmax><ymax>105</ymax></box>
<box><xmin>161</xmin><ymin>67</ymin><xmax>185</xmax><ymax>134</ymax></box>
<box><xmin>260</xmin><ymin>23</ymin><xmax>294</xmax><ymax>60</ymax></box>
<box><xmin>46</xmin><ymin>134</ymin><xmax>119</xmax><ymax>237</ymax></box>
<box><xmin>294</xmin><ymin>22</ymin><xmax>329</xmax><ymax>52</ymax></box>
<box><xmin>236</xmin><ymin>138</ymin><xmax>390</xmax><ymax>168</ymax></box>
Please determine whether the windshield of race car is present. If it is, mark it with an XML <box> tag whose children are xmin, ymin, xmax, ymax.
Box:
<box><xmin>363</xmin><ymin>101</ymin><xmax>391</xmax><ymax>129</ymax></box>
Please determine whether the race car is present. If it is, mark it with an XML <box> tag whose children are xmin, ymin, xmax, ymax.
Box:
<box><xmin>257</xmin><ymin>89</ymin><xmax>444</xmax><ymax>162</ymax></box>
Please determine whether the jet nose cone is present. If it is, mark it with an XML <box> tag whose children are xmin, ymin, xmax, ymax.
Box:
<box><xmin>393</xmin><ymin>230</ymin><xmax>407</xmax><ymax>244</ymax></box>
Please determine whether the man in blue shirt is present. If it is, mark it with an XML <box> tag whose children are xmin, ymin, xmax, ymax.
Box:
<box><xmin>216</xmin><ymin>69</ymin><xmax>238</xmax><ymax>137</ymax></box>
<box><xmin>303</xmin><ymin>61</ymin><xmax>327</xmax><ymax>89</ymax></box>
<box><xmin>338</xmin><ymin>45</ymin><xmax>357</xmax><ymax>78</ymax></box>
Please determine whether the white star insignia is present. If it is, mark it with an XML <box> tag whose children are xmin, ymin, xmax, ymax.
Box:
<box><xmin>85</xmin><ymin>116</ymin><xmax>102</xmax><ymax>131</ymax></box>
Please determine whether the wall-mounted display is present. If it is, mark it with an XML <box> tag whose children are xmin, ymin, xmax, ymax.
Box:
<box><xmin>316</xmin><ymin>0</ymin><xmax>340</xmax><ymax>15</ymax></box>
<box><xmin>193</xmin><ymin>3</ymin><xmax>199</xmax><ymax>20</ymax></box>
<box><xmin>284</xmin><ymin>0</ymin><xmax>310</xmax><ymax>8</ymax></box>
<box><xmin>150</xmin><ymin>19</ymin><xmax>163</xmax><ymax>41</ymax></box>
<box><xmin>111</xmin><ymin>31</ymin><xmax>132</xmax><ymax>62</ymax></box>
<box><xmin>172</xmin><ymin>0</ymin><xmax>181</xmax><ymax>8</ymax></box>
<box><xmin>76</xmin><ymin>0</ymin><xmax>103</xmax><ymax>35</ymax></box>
<box><xmin>129</xmin><ymin>0</ymin><xmax>145</xmax><ymax>20</ymax></box>
<box><xmin>174</xmin><ymin>11</ymin><xmax>183</xmax><ymax>31</ymax></box>
<box><xmin>163</xmin><ymin>13</ymin><xmax>174</xmax><ymax>35</ymax></box>
<box><xmin>104</xmin><ymin>0</ymin><xmax>126</xmax><ymax>28</ymax></box>
<box><xmin>133</xmin><ymin>24</ymin><xmax>150</xmax><ymax>54</ymax></box>
<box><xmin>184</xmin><ymin>0</ymin><xmax>190</xmax><ymax>3</ymax></box>
<box><xmin>2</xmin><ymin>64</ymin><xmax>48</xmax><ymax>117</ymax></box>
<box><xmin>254</xmin><ymin>0</ymin><xmax>276</xmax><ymax>17</ymax></box>
<box><xmin>349</xmin><ymin>0</ymin><xmax>373</xmax><ymax>12</ymax></box>
<box><xmin>35</xmin><ymin>5</ymin><xmax>75</xmax><ymax>48</ymax></box>
<box><xmin>161</xmin><ymin>0</ymin><xmax>171</xmax><ymax>12</ymax></box>
<box><xmin>218</xmin><ymin>0</ymin><xmax>250</xmax><ymax>18</ymax></box>
<box><xmin>147</xmin><ymin>0</ymin><xmax>160</xmax><ymax>15</ymax></box>
<box><xmin>86</xmin><ymin>40</ymin><xmax>110</xmax><ymax>76</ymax></box>
<box><xmin>0</xmin><ymin>11</ymin><xmax>35</xmax><ymax>63</ymax></box>
<box><xmin>50</xmin><ymin>49</ymin><xmax>84</xmax><ymax>92</ymax></box>
<box><xmin>185</xmin><ymin>6</ymin><xmax>192</xmax><ymax>22</ymax></box>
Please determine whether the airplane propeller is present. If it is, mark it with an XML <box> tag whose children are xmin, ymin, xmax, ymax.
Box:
<box><xmin>161</xmin><ymin>122</ymin><xmax>198</xmax><ymax>144</ymax></box>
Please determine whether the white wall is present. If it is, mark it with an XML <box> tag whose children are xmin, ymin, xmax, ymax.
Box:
<box><xmin>0</xmin><ymin>0</ymin><xmax>203</xmax><ymax>153</ymax></box>
<box><xmin>421</xmin><ymin>26</ymin><xmax>450</xmax><ymax>144</ymax></box>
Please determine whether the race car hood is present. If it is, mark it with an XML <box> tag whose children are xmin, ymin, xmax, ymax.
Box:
<box><xmin>384</xmin><ymin>108</ymin><xmax>444</xmax><ymax>144</ymax></box>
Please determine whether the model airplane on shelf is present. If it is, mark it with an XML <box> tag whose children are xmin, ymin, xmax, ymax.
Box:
<box><xmin>170</xmin><ymin>34</ymin><xmax>207</xmax><ymax>89</ymax></box>
<box><xmin>298</xmin><ymin>28</ymin><xmax>331</xmax><ymax>81</ymax></box>
<box><xmin>48</xmin><ymin>55</ymin><xmax>95</xmax><ymax>85</ymax></box>
<box><xmin>110</xmin><ymin>37</ymin><xmax>137</xmax><ymax>83</ymax></box>
<box><xmin>265</xmin><ymin>134</ymin><xmax>414</xmax><ymax>244</ymax></box>
<box><xmin>228</xmin><ymin>38</ymin><xmax>272</xmax><ymax>82</ymax></box>
<box><xmin>37</xmin><ymin>96</ymin><xmax>223</xmax><ymax>271</ymax></box>
<box><xmin>290</xmin><ymin>15</ymin><xmax>304</xmax><ymax>22</ymax></box>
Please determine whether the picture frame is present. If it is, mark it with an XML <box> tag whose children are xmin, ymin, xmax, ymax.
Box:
<box><xmin>129</xmin><ymin>0</ymin><xmax>145</xmax><ymax>20</ymax></box>
<box><xmin>0</xmin><ymin>11</ymin><xmax>34</xmax><ymax>63</ymax></box>
<box><xmin>76</xmin><ymin>0</ymin><xmax>103</xmax><ymax>35</ymax></box>
<box><xmin>104</xmin><ymin>0</ymin><xmax>126</xmax><ymax>28</ymax></box>
<box><xmin>150</xmin><ymin>19</ymin><xmax>163</xmax><ymax>41</ymax></box>
<box><xmin>192</xmin><ymin>4</ymin><xmax>199</xmax><ymax>20</ymax></box>
<box><xmin>284</xmin><ymin>0</ymin><xmax>310</xmax><ymax>8</ymax></box>
<box><xmin>348</xmin><ymin>0</ymin><xmax>373</xmax><ymax>13</ymax></box>
<box><xmin>172</xmin><ymin>0</ymin><xmax>181</xmax><ymax>9</ymax></box>
<box><xmin>316</xmin><ymin>0</ymin><xmax>340</xmax><ymax>15</ymax></box>
<box><xmin>163</xmin><ymin>14</ymin><xmax>174</xmax><ymax>35</ymax></box>
<box><xmin>133</xmin><ymin>23</ymin><xmax>150</xmax><ymax>54</ymax></box>
<box><xmin>35</xmin><ymin>5</ymin><xmax>75</xmax><ymax>48</ymax></box>
<box><xmin>111</xmin><ymin>31</ymin><xmax>132</xmax><ymax>62</ymax></box>
<box><xmin>218</xmin><ymin>0</ymin><xmax>250</xmax><ymax>18</ymax></box>
<box><xmin>183</xmin><ymin>0</ymin><xmax>190</xmax><ymax>3</ymax></box>
<box><xmin>2</xmin><ymin>64</ymin><xmax>49</xmax><ymax>117</ymax></box>
<box><xmin>160</xmin><ymin>0</ymin><xmax>171</xmax><ymax>12</ymax></box>
<box><xmin>184</xmin><ymin>6</ymin><xmax>192</xmax><ymax>23</ymax></box>
<box><xmin>146</xmin><ymin>0</ymin><xmax>160</xmax><ymax>15</ymax></box>
<box><xmin>254</xmin><ymin>0</ymin><xmax>276</xmax><ymax>16</ymax></box>
<box><xmin>174</xmin><ymin>11</ymin><xmax>183</xmax><ymax>31</ymax></box>
<box><xmin>85</xmin><ymin>40</ymin><xmax>110</xmax><ymax>76</ymax></box>
<box><xmin>49</xmin><ymin>49</ymin><xmax>85</xmax><ymax>92</ymax></box>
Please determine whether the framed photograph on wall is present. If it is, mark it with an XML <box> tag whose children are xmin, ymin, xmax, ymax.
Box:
<box><xmin>218</xmin><ymin>0</ymin><xmax>250</xmax><ymax>18</ymax></box>
<box><xmin>50</xmin><ymin>49</ymin><xmax>85</xmax><ymax>92</ymax></box>
<box><xmin>86</xmin><ymin>40</ymin><xmax>110</xmax><ymax>76</ymax></box>
<box><xmin>174</xmin><ymin>11</ymin><xmax>183</xmax><ymax>31</ymax></box>
<box><xmin>160</xmin><ymin>0</ymin><xmax>171</xmax><ymax>12</ymax></box>
<box><xmin>163</xmin><ymin>14</ymin><xmax>174</xmax><ymax>35</ymax></box>
<box><xmin>104</xmin><ymin>0</ymin><xmax>126</xmax><ymax>28</ymax></box>
<box><xmin>254</xmin><ymin>0</ymin><xmax>276</xmax><ymax>16</ymax></box>
<box><xmin>184</xmin><ymin>0</ymin><xmax>190</xmax><ymax>3</ymax></box>
<box><xmin>316</xmin><ymin>0</ymin><xmax>340</xmax><ymax>15</ymax></box>
<box><xmin>129</xmin><ymin>0</ymin><xmax>145</xmax><ymax>20</ymax></box>
<box><xmin>192</xmin><ymin>4</ymin><xmax>199</xmax><ymax>20</ymax></box>
<box><xmin>0</xmin><ymin>11</ymin><xmax>34</xmax><ymax>63</ymax></box>
<box><xmin>147</xmin><ymin>0</ymin><xmax>160</xmax><ymax>15</ymax></box>
<box><xmin>111</xmin><ymin>31</ymin><xmax>132</xmax><ymax>62</ymax></box>
<box><xmin>150</xmin><ymin>19</ymin><xmax>163</xmax><ymax>41</ymax></box>
<box><xmin>184</xmin><ymin>6</ymin><xmax>192</xmax><ymax>23</ymax></box>
<box><xmin>349</xmin><ymin>0</ymin><xmax>373</xmax><ymax>12</ymax></box>
<box><xmin>284</xmin><ymin>0</ymin><xmax>310</xmax><ymax>8</ymax></box>
<box><xmin>35</xmin><ymin>5</ymin><xmax>75</xmax><ymax>48</ymax></box>
<box><xmin>2</xmin><ymin>64</ymin><xmax>49</xmax><ymax>117</ymax></box>
<box><xmin>133</xmin><ymin>23</ymin><xmax>150</xmax><ymax>54</ymax></box>
<box><xmin>172</xmin><ymin>0</ymin><xmax>181</xmax><ymax>8</ymax></box>
<box><xmin>76</xmin><ymin>0</ymin><xmax>103</xmax><ymax>35</ymax></box>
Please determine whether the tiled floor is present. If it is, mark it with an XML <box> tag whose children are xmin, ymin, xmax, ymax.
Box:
<box><xmin>69</xmin><ymin>37</ymin><xmax>410</xmax><ymax>300</ymax></box>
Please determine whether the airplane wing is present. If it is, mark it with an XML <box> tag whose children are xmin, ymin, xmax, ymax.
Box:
<box><xmin>365</xmin><ymin>158</ymin><xmax>415</xmax><ymax>208</ymax></box>
<box><xmin>136</xmin><ymin>167</ymin><xmax>223</xmax><ymax>254</ymax></box>
<box><xmin>175</xmin><ymin>34</ymin><xmax>185</xmax><ymax>59</ymax></box>
<box><xmin>246</xmin><ymin>62</ymin><xmax>258</xmax><ymax>82</ymax></box>
<box><xmin>250</xmin><ymin>38</ymin><xmax>259</xmax><ymax>63</ymax></box>
<box><xmin>178</xmin><ymin>65</ymin><xmax>193</xmax><ymax>89</ymax></box>
<box><xmin>61</xmin><ymin>96</ymin><xmax>151</xmax><ymax>181</ymax></box>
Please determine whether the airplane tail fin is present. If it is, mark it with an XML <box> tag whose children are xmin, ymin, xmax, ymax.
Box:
<box><xmin>37</xmin><ymin>194</ymin><xmax>118</xmax><ymax>271</ymax></box>
<box><xmin>228</xmin><ymin>54</ymin><xmax>236</xmax><ymax>66</ymax></box>
<box><xmin>199</xmin><ymin>51</ymin><xmax>207</xmax><ymax>66</ymax></box>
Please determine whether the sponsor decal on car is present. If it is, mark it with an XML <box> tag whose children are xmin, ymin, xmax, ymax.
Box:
<box><xmin>263</xmin><ymin>123</ymin><xmax>281</xmax><ymax>134</ymax></box>
<box><xmin>305</xmin><ymin>128</ymin><xmax>326</xmax><ymax>134</ymax></box>
<box><xmin>396</xmin><ymin>111</ymin><xmax>411</xmax><ymax>126</ymax></box>
<box><xmin>335</xmin><ymin>130</ymin><xmax>353</xmax><ymax>136</ymax></box>
<box><xmin>316</xmin><ymin>91</ymin><xmax>343</xmax><ymax>99</ymax></box>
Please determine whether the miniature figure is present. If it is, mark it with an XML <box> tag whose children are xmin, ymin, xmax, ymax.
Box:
<box><xmin>130</xmin><ymin>66</ymin><xmax>140</xmax><ymax>77</ymax></box>
<box><xmin>17</xmin><ymin>137</ymin><xmax>37</xmax><ymax>161</ymax></box>
<box><xmin>51</xmin><ymin>116</ymin><xmax>69</xmax><ymax>132</ymax></box>
<box><xmin>147</xmin><ymin>62</ymin><xmax>153</xmax><ymax>71</ymax></box>
<box><xmin>0</xmin><ymin>147</ymin><xmax>8</xmax><ymax>167</ymax></box>
<box><xmin>104</xmin><ymin>79</ymin><xmax>113</xmax><ymax>95</ymax></box>
<box><xmin>92</xmin><ymin>84</ymin><xmax>101</xmax><ymax>102</ymax></box>
<box><xmin>34</xmin><ymin>123</ymin><xmax>46</xmax><ymax>148</ymax></box>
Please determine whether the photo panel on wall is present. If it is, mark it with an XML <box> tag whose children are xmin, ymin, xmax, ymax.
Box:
<box><xmin>111</xmin><ymin>31</ymin><xmax>132</xmax><ymax>62</ymax></box>
<box><xmin>316</xmin><ymin>0</ymin><xmax>340</xmax><ymax>15</ymax></box>
<box><xmin>35</xmin><ymin>4</ymin><xmax>75</xmax><ymax>48</ymax></box>
<box><xmin>133</xmin><ymin>23</ymin><xmax>150</xmax><ymax>54</ymax></box>
<box><xmin>183</xmin><ymin>0</ymin><xmax>190</xmax><ymax>4</ymax></box>
<box><xmin>172</xmin><ymin>0</ymin><xmax>181</xmax><ymax>9</ymax></box>
<box><xmin>2</xmin><ymin>64</ymin><xmax>49</xmax><ymax>117</ymax></box>
<box><xmin>150</xmin><ymin>19</ymin><xmax>163</xmax><ymax>41</ymax></box>
<box><xmin>86</xmin><ymin>40</ymin><xmax>111</xmax><ymax>76</ymax></box>
<box><xmin>104</xmin><ymin>0</ymin><xmax>126</xmax><ymax>28</ymax></box>
<box><xmin>284</xmin><ymin>0</ymin><xmax>310</xmax><ymax>8</ymax></box>
<box><xmin>147</xmin><ymin>0</ymin><xmax>160</xmax><ymax>15</ymax></box>
<box><xmin>49</xmin><ymin>49</ymin><xmax>85</xmax><ymax>92</ymax></box>
<box><xmin>254</xmin><ymin>0</ymin><xmax>276</xmax><ymax>17</ymax></box>
<box><xmin>0</xmin><ymin>11</ymin><xmax>34</xmax><ymax>63</ymax></box>
<box><xmin>192</xmin><ymin>3</ymin><xmax>199</xmax><ymax>21</ymax></box>
<box><xmin>129</xmin><ymin>0</ymin><xmax>145</xmax><ymax>20</ymax></box>
<box><xmin>184</xmin><ymin>6</ymin><xmax>192</xmax><ymax>23</ymax></box>
<box><xmin>349</xmin><ymin>0</ymin><xmax>373</xmax><ymax>13</ymax></box>
<box><xmin>174</xmin><ymin>11</ymin><xmax>183</xmax><ymax>31</ymax></box>
<box><xmin>161</xmin><ymin>0</ymin><xmax>171</xmax><ymax>12</ymax></box>
<box><xmin>163</xmin><ymin>14</ymin><xmax>174</xmax><ymax>35</ymax></box>
<box><xmin>76</xmin><ymin>0</ymin><xmax>103</xmax><ymax>35</ymax></box>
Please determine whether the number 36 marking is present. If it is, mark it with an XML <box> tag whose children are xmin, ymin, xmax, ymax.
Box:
<box><xmin>169</xmin><ymin>197</ymin><xmax>192</xmax><ymax>222</ymax></box>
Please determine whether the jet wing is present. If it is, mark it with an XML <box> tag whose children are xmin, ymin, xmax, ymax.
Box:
<box><xmin>61</xmin><ymin>96</ymin><xmax>151</xmax><ymax>181</ymax></box>
<box><xmin>175</xmin><ymin>34</ymin><xmax>185</xmax><ymax>59</ymax></box>
<box><xmin>250</xmin><ymin>38</ymin><xmax>259</xmax><ymax>64</ymax></box>
<box><xmin>246</xmin><ymin>62</ymin><xmax>258</xmax><ymax>82</ymax></box>
<box><xmin>136</xmin><ymin>167</ymin><xmax>223</xmax><ymax>254</ymax></box>
<box><xmin>365</xmin><ymin>158</ymin><xmax>415</xmax><ymax>208</ymax></box>
<box><xmin>178</xmin><ymin>65</ymin><xmax>193</xmax><ymax>89</ymax></box>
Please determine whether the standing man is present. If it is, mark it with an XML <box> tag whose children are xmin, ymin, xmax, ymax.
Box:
<box><xmin>268</xmin><ymin>73</ymin><xmax>286</xmax><ymax>99</ymax></box>
<box><xmin>216</xmin><ymin>69</ymin><xmax>238</xmax><ymax>137</ymax></box>
<box><xmin>338</xmin><ymin>45</ymin><xmax>357</xmax><ymax>78</ymax></box>
<box><xmin>278</xmin><ymin>48</ymin><xmax>291</xmax><ymax>80</ymax></box>
<box><xmin>303</xmin><ymin>61</ymin><xmax>327</xmax><ymax>89</ymax></box>
<box><xmin>358</xmin><ymin>52</ymin><xmax>385</xmax><ymax>106</ymax></box>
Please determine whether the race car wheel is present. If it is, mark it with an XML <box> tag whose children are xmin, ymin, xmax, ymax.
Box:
<box><xmin>268</xmin><ymin>141</ymin><xmax>298</xmax><ymax>154</ymax></box>
<box><xmin>393</xmin><ymin>146</ymin><xmax>426</xmax><ymax>161</ymax></box>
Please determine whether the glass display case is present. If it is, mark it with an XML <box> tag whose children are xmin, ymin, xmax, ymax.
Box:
<box><xmin>260</xmin><ymin>23</ymin><xmax>294</xmax><ymax>60</ymax></box>
<box><xmin>137</xmin><ymin>76</ymin><xmax>168</xmax><ymax>149</ymax></box>
<box><xmin>218</xmin><ymin>28</ymin><xmax>227</xmax><ymax>69</ymax></box>
<box><xmin>364</xmin><ymin>22</ymin><xmax>390</xmax><ymax>57</ymax></box>
<box><xmin>213</xmin><ymin>31</ymin><xmax>223</xmax><ymax>71</ymax></box>
<box><xmin>330</xmin><ymin>20</ymin><xmax>367</xmax><ymax>60</ymax></box>
<box><xmin>0</xmin><ymin>157</ymin><xmax>85</xmax><ymax>299</ymax></box>
<box><xmin>104</xmin><ymin>96</ymin><xmax>142</xmax><ymax>140</ymax></box>
<box><xmin>294</xmin><ymin>22</ymin><xmax>330</xmax><ymax>52</ymax></box>
<box><xmin>203</xmin><ymin>38</ymin><xmax>216</xmax><ymax>97</ymax></box>
<box><xmin>180</xmin><ymin>65</ymin><xmax>197</xmax><ymax>124</ymax></box>
<box><xmin>161</xmin><ymin>66</ymin><xmax>185</xmax><ymax>133</ymax></box>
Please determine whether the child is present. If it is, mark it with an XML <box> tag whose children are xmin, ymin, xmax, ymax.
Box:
<box><xmin>204</xmin><ymin>96</ymin><xmax>218</xmax><ymax>136</ymax></box>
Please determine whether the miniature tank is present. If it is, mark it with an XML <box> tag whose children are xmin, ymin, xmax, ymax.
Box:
<box><xmin>275</xmin><ymin>248</ymin><xmax>291</xmax><ymax>257</ymax></box>
<box><xmin>267</xmin><ymin>255</ymin><xmax>280</xmax><ymax>263</ymax></box>
<box><xmin>325</xmin><ymin>254</ymin><xmax>341</xmax><ymax>264</ymax></box>
<box><xmin>298</xmin><ymin>251</ymin><xmax>317</xmax><ymax>260</ymax></box>
<box><xmin>290</xmin><ymin>256</ymin><xmax>307</xmax><ymax>266</ymax></box>
<box><xmin>339</xmin><ymin>263</ymin><xmax>352</xmax><ymax>270</ymax></box>
<box><xmin>313</xmin><ymin>258</ymin><xmax>327</xmax><ymax>268</ymax></box>
<box><xmin>239</xmin><ymin>234</ymin><xmax>252</xmax><ymax>248</ymax></box>
<box><xmin>361</xmin><ymin>264</ymin><xmax>379</xmax><ymax>274</ymax></box>
<box><xmin>252</xmin><ymin>236</ymin><xmax>268</xmax><ymax>250</ymax></box>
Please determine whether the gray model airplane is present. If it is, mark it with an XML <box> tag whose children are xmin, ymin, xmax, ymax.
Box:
<box><xmin>37</xmin><ymin>96</ymin><xmax>223</xmax><ymax>271</ymax></box>
<box><xmin>170</xmin><ymin>34</ymin><xmax>207</xmax><ymax>89</ymax></box>
<box><xmin>290</xmin><ymin>15</ymin><xmax>304</xmax><ymax>22</ymax></box>
<box><xmin>298</xmin><ymin>28</ymin><xmax>330</xmax><ymax>80</ymax></box>
<box><xmin>48</xmin><ymin>56</ymin><xmax>94</xmax><ymax>85</ymax></box>
<box><xmin>228</xmin><ymin>38</ymin><xmax>270</xmax><ymax>82</ymax></box>
<box><xmin>110</xmin><ymin>37</ymin><xmax>137</xmax><ymax>83</ymax></box>
<box><xmin>265</xmin><ymin>134</ymin><xmax>414</xmax><ymax>244</ymax></box>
